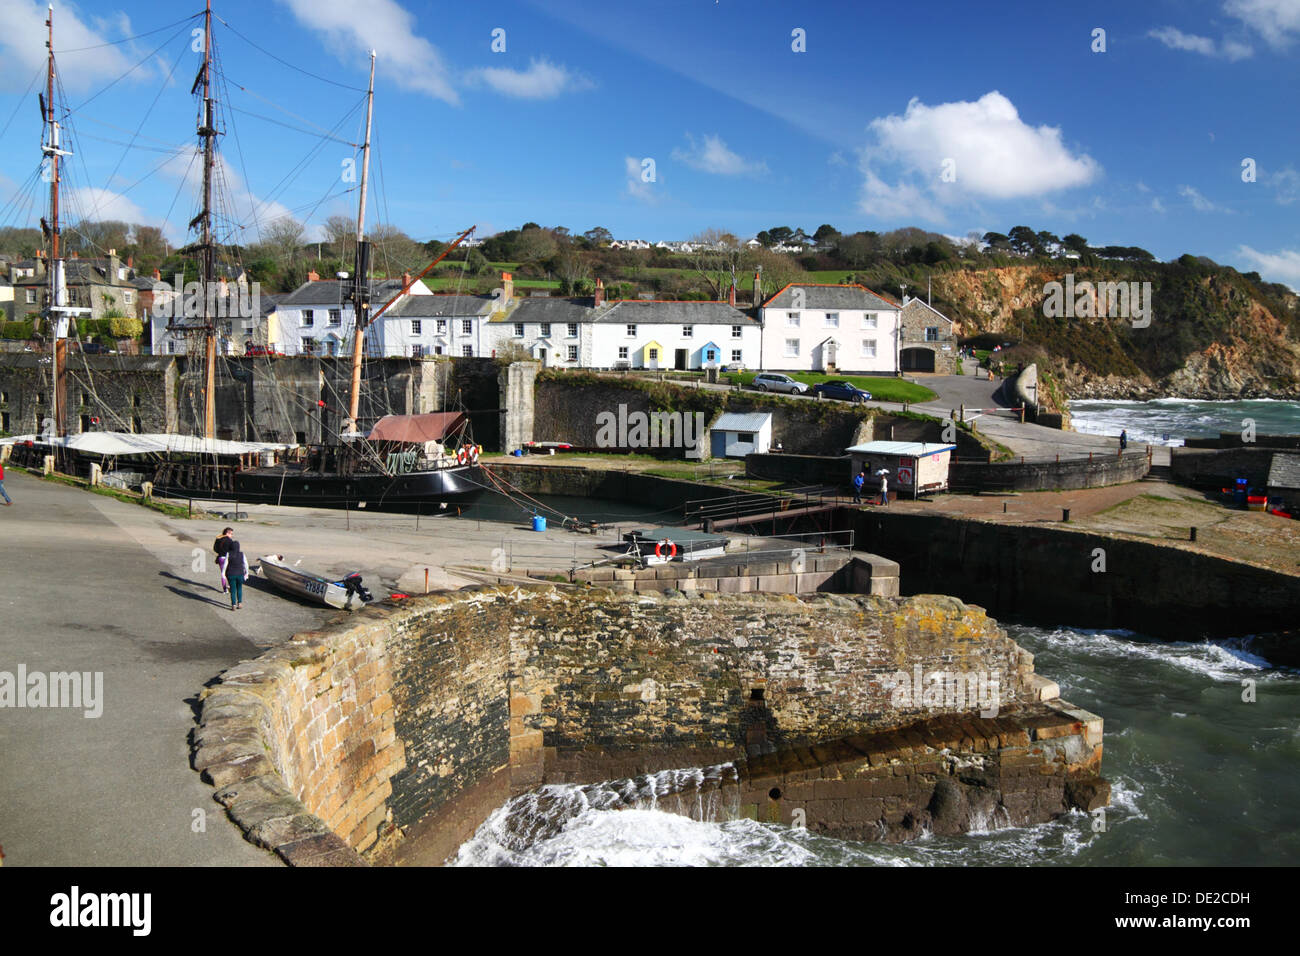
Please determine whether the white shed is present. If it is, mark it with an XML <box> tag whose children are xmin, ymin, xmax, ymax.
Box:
<box><xmin>710</xmin><ymin>411</ymin><xmax>773</xmax><ymax>458</ymax></box>
<box><xmin>845</xmin><ymin>440</ymin><xmax>955</xmax><ymax>496</ymax></box>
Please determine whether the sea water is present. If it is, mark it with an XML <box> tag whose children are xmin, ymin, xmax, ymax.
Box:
<box><xmin>454</xmin><ymin>625</ymin><xmax>1299</xmax><ymax>866</ymax></box>
<box><xmin>1069</xmin><ymin>399</ymin><xmax>1300</xmax><ymax>445</ymax></box>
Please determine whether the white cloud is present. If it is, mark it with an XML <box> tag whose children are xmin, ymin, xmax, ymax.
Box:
<box><xmin>857</xmin><ymin>167</ymin><xmax>945</xmax><ymax>222</ymax></box>
<box><xmin>1237</xmin><ymin>245</ymin><xmax>1300</xmax><ymax>289</ymax></box>
<box><xmin>670</xmin><ymin>134</ymin><xmax>767</xmax><ymax>176</ymax></box>
<box><xmin>1226</xmin><ymin>0</ymin><xmax>1300</xmax><ymax>47</ymax></box>
<box><xmin>862</xmin><ymin>92</ymin><xmax>1099</xmax><ymax>208</ymax></box>
<box><xmin>1148</xmin><ymin>26</ymin><xmax>1254</xmax><ymax>59</ymax></box>
<box><xmin>0</xmin><ymin>1</ymin><xmax>152</xmax><ymax>92</ymax></box>
<box><xmin>1151</xmin><ymin>197</ymin><xmax>1167</xmax><ymax>213</ymax></box>
<box><xmin>276</xmin><ymin>0</ymin><xmax>458</xmax><ymax>104</ymax></box>
<box><xmin>1267</xmin><ymin>165</ymin><xmax>1300</xmax><ymax>204</ymax></box>
<box><xmin>160</xmin><ymin>149</ymin><xmax>295</xmax><ymax>246</ymax></box>
<box><xmin>468</xmin><ymin>58</ymin><xmax>592</xmax><ymax>99</ymax></box>
<box><xmin>624</xmin><ymin>155</ymin><xmax>661</xmax><ymax>203</ymax></box>
<box><xmin>64</xmin><ymin>187</ymin><xmax>148</xmax><ymax>227</ymax></box>
<box><xmin>1179</xmin><ymin>184</ymin><xmax>1232</xmax><ymax>213</ymax></box>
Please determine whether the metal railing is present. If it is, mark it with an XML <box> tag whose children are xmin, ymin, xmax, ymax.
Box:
<box><xmin>684</xmin><ymin>484</ymin><xmax>846</xmax><ymax>525</ymax></box>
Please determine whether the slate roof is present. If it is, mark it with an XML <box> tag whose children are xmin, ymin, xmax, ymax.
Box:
<box><xmin>493</xmin><ymin>296</ymin><xmax>593</xmax><ymax>324</ymax></box>
<box><xmin>594</xmin><ymin>300</ymin><xmax>757</xmax><ymax>325</ymax></box>
<box><xmin>1268</xmin><ymin>453</ymin><xmax>1300</xmax><ymax>489</ymax></box>
<box><xmin>279</xmin><ymin>279</ymin><xmax>404</xmax><ymax>307</ymax></box>
<box><xmin>763</xmin><ymin>284</ymin><xmax>900</xmax><ymax>311</ymax></box>
<box><xmin>386</xmin><ymin>294</ymin><xmax>497</xmax><ymax>318</ymax></box>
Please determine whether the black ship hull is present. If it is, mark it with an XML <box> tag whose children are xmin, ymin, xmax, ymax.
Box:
<box><xmin>154</xmin><ymin>463</ymin><xmax>485</xmax><ymax>513</ymax></box>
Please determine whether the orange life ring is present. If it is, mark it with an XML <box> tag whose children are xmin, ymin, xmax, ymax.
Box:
<box><xmin>654</xmin><ymin>539</ymin><xmax>677</xmax><ymax>559</ymax></box>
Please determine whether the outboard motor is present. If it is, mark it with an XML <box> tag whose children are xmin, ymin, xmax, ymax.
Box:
<box><xmin>343</xmin><ymin>573</ymin><xmax>374</xmax><ymax>603</ymax></box>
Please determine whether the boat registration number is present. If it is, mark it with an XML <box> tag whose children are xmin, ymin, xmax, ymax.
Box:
<box><xmin>305</xmin><ymin>580</ymin><xmax>327</xmax><ymax>596</ymax></box>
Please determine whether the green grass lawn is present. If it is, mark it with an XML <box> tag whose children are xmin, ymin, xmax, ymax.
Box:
<box><xmin>721</xmin><ymin>371</ymin><xmax>935</xmax><ymax>403</ymax></box>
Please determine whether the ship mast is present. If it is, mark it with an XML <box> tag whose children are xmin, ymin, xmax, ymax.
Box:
<box><xmin>198</xmin><ymin>0</ymin><xmax>217</xmax><ymax>439</ymax></box>
<box><xmin>345</xmin><ymin>51</ymin><xmax>376</xmax><ymax>436</ymax></box>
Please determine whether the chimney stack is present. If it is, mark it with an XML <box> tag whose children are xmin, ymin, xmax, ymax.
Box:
<box><xmin>728</xmin><ymin>282</ymin><xmax>736</xmax><ymax>307</ymax></box>
<box><xmin>126</xmin><ymin>254</ymin><xmax>133</xmax><ymax>269</ymax></box>
<box><xmin>753</xmin><ymin>268</ymin><xmax>762</xmax><ymax>307</ymax></box>
<box><xmin>594</xmin><ymin>277</ymin><xmax>604</xmax><ymax>307</ymax></box>
<box><xmin>402</xmin><ymin>271</ymin><xmax>412</xmax><ymax>287</ymax></box>
<box><xmin>502</xmin><ymin>271</ymin><xmax>513</xmax><ymax>302</ymax></box>
<box><xmin>152</xmin><ymin>268</ymin><xmax>161</xmax><ymax>281</ymax></box>
<box><xmin>307</xmin><ymin>269</ymin><xmax>320</xmax><ymax>282</ymax></box>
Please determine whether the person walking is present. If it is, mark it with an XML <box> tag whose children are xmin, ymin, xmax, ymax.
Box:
<box><xmin>0</xmin><ymin>461</ymin><xmax>10</xmax><ymax>506</ymax></box>
<box><xmin>213</xmin><ymin>527</ymin><xmax>233</xmax><ymax>593</ymax></box>
<box><xmin>223</xmin><ymin>533</ymin><xmax>248</xmax><ymax>610</ymax></box>
<box><xmin>852</xmin><ymin>469</ymin><xmax>865</xmax><ymax>504</ymax></box>
<box><xmin>878</xmin><ymin>471</ymin><xmax>890</xmax><ymax>506</ymax></box>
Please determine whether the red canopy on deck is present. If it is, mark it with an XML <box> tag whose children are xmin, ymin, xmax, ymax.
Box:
<box><xmin>367</xmin><ymin>412</ymin><xmax>468</xmax><ymax>444</ymax></box>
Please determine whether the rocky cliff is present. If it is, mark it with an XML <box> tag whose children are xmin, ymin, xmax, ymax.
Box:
<box><xmin>928</xmin><ymin>261</ymin><xmax>1300</xmax><ymax>399</ymax></box>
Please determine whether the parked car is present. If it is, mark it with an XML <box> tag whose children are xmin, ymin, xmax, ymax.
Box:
<box><xmin>811</xmin><ymin>380</ymin><xmax>872</xmax><ymax>403</ymax></box>
<box><xmin>751</xmin><ymin>372</ymin><xmax>808</xmax><ymax>394</ymax></box>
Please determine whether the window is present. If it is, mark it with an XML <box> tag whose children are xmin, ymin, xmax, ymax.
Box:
<box><xmin>329</xmin><ymin>309</ymin><xmax>341</xmax><ymax>326</ymax></box>
<box><xmin>567</xmin><ymin>345</ymin><xmax>578</xmax><ymax>362</ymax></box>
<box><xmin>412</xmin><ymin>345</ymin><xmax>424</xmax><ymax>358</ymax></box>
<box><xmin>462</xmin><ymin>345</ymin><xmax>473</xmax><ymax>357</ymax></box>
<box><xmin>738</xmin><ymin>432</ymin><xmax>755</xmax><ymax>443</ymax></box>
<box><xmin>863</xmin><ymin>313</ymin><xmax>877</xmax><ymax>329</ymax></box>
<box><xmin>123</xmin><ymin>290</ymin><xmax>133</xmax><ymax>304</ymax></box>
<box><xmin>411</xmin><ymin>320</ymin><xmax>422</xmax><ymax>335</ymax></box>
<box><xmin>514</xmin><ymin>323</ymin><xmax>525</xmax><ymax>337</ymax></box>
<box><xmin>784</xmin><ymin>338</ymin><xmax>800</xmax><ymax>357</ymax></box>
<box><xmin>567</xmin><ymin>323</ymin><xmax>578</xmax><ymax>338</ymax></box>
<box><xmin>133</xmin><ymin>393</ymin><xmax>141</xmax><ymax>408</ymax></box>
<box><xmin>925</xmin><ymin>326</ymin><xmax>940</xmax><ymax>342</ymax></box>
<box><xmin>861</xmin><ymin>338</ymin><xmax>877</xmax><ymax>357</ymax></box>
<box><xmin>302</xmin><ymin>339</ymin><xmax>317</xmax><ymax>355</ymax></box>
<box><xmin>461</xmin><ymin>319</ymin><xmax>472</xmax><ymax>334</ymax></box>
<box><xmin>626</xmin><ymin>324</ymin><xmax>637</xmax><ymax>337</ymax></box>
<box><xmin>825</xmin><ymin>312</ymin><xmax>839</xmax><ymax>327</ymax></box>
<box><xmin>540</xmin><ymin>323</ymin><xmax>551</xmax><ymax>337</ymax></box>
<box><xmin>682</xmin><ymin>325</ymin><xmax>693</xmax><ymax>337</ymax></box>
<box><xmin>436</xmin><ymin>319</ymin><xmax>447</xmax><ymax>334</ymax></box>
<box><xmin>786</xmin><ymin>311</ymin><xmax>800</xmax><ymax>326</ymax></box>
<box><xmin>301</xmin><ymin>309</ymin><xmax>314</xmax><ymax>327</ymax></box>
<box><xmin>618</xmin><ymin>346</ymin><xmax>629</xmax><ymax>360</ymax></box>
<box><xmin>731</xmin><ymin>349</ymin><xmax>742</xmax><ymax>362</ymax></box>
<box><xmin>704</xmin><ymin>348</ymin><xmax>717</xmax><ymax>362</ymax></box>
<box><xmin>731</xmin><ymin>325</ymin><xmax>742</xmax><ymax>338</ymax></box>
<box><xmin>25</xmin><ymin>290</ymin><xmax>36</xmax><ymax>304</ymax></box>
<box><xmin>648</xmin><ymin>347</ymin><xmax>659</xmax><ymax>361</ymax></box>
<box><xmin>167</xmin><ymin>340</ymin><xmax>176</xmax><ymax>354</ymax></box>
<box><xmin>434</xmin><ymin>345</ymin><xmax>444</xmax><ymax>355</ymax></box>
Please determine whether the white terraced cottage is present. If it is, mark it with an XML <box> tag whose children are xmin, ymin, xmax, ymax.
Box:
<box><xmin>274</xmin><ymin>272</ymin><xmax>417</xmax><ymax>356</ymax></box>
<box><xmin>758</xmin><ymin>283</ymin><xmax>901</xmax><ymax>374</ymax></box>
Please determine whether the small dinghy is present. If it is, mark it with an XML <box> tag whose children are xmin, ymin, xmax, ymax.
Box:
<box><xmin>257</xmin><ymin>554</ymin><xmax>375</xmax><ymax>610</ymax></box>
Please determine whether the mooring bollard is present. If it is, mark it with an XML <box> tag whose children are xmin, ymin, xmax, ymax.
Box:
<box><xmin>1003</xmin><ymin>502</ymin><xmax>1007</xmax><ymax>513</ymax></box>
<box><xmin>1062</xmin><ymin>508</ymin><xmax>1070</xmax><ymax>522</ymax></box>
<box><xmin>1190</xmin><ymin>527</ymin><xmax>1197</xmax><ymax>542</ymax></box>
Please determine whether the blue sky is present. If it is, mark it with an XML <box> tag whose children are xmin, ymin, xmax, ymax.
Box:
<box><xmin>1</xmin><ymin>0</ymin><xmax>1297</xmax><ymax>287</ymax></box>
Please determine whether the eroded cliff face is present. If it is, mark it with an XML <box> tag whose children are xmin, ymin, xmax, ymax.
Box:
<box><xmin>932</xmin><ymin>265</ymin><xmax>1300</xmax><ymax>399</ymax></box>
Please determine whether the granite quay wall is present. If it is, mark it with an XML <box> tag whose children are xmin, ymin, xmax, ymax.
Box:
<box><xmin>1170</xmin><ymin>446</ymin><xmax>1276</xmax><ymax>488</ymax></box>
<box><xmin>1183</xmin><ymin>433</ymin><xmax>1300</xmax><ymax>450</ymax></box>
<box><xmin>194</xmin><ymin>586</ymin><xmax>1101</xmax><ymax>863</ymax></box>
<box><xmin>0</xmin><ymin>353</ymin><xmax>177</xmax><ymax>435</ymax></box>
<box><xmin>949</xmin><ymin>450</ymin><xmax>1150</xmax><ymax>492</ymax></box>
<box><xmin>848</xmin><ymin>510</ymin><xmax>1299</xmax><ymax>641</ymax></box>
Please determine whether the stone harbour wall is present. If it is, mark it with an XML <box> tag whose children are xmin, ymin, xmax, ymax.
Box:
<box><xmin>192</xmin><ymin>585</ymin><xmax>1103</xmax><ymax>865</ymax></box>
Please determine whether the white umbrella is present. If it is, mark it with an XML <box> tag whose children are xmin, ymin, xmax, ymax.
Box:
<box><xmin>876</xmin><ymin>468</ymin><xmax>890</xmax><ymax>475</ymax></box>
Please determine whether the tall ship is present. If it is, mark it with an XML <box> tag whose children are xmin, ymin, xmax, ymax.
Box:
<box><xmin>7</xmin><ymin>2</ymin><xmax>486</xmax><ymax>514</ymax></box>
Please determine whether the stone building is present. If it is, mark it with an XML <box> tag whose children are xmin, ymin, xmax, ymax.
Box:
<box><xmin>899</xmin><ymin>296</ymin><xmax>959</xmax><ymax>374</ymax></box>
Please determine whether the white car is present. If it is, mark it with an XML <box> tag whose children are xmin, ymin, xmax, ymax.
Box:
<box><xmin>751</xmin><ymin>372</ymin><xmax>808</xmax><ymax>394</ymax></box>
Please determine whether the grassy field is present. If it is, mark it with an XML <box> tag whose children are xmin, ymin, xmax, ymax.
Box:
<box><xmin>721</xmin><ymin>371</ymin><xmax>935</xmax><ymax>403</ymax></box>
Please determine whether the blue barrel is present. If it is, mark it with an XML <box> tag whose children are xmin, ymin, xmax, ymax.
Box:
<box><xmin>532</xmin><ymin>515</ymin><xmax>547</xmax><ymax>532</ymax></box>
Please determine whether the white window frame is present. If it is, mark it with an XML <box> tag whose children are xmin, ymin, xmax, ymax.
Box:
<box><xmin>540</xmin><ymin>323</ymin><xmax>551</xmax><ymax>337</ymax></box>
<box><xmin>411</xmin><ymin>319</ymin><xmax>422</xmax><ymax>335</ymax></box>
<box><xmin>862</xmin><ymin>313</ymin><xmax>878</xmax><ymax>329</ymax></box>
<box><xmin>731</xmin><ymin>349</ymin><xmax>742</xmax><ymax>362</ymax></box>
<box><xmin>567</xmin><ymin>323</ymin><xmax>578</xmax><ymax>338</ymax></box>
<box><xmin>825</xmin><ymin>312</ymin><xmax>839</xmax><ymax>328</ymax></box>
<box><xmin>25</xmin><ymin>290</ymin><xmax>36</xmax><ymax>304</ymax></box>
<box><xmin>626</xmin><ymin>324</ymin><xmax>637</xmax><ymax>337</ymax></box>
<box><xmin>861</xmin><ymin>338</ymin><xmax>877</xmax><ymax>357</ymax></box>
<box><xmin>618</xmin><ymin>346</ymin><xmax>629</xmax><ymax>360</ymax></box>
<box><xmin>302</xmin><ymin>309</ymin><xmax>314</xmax><ymax>327</ymax></box>
<box><xmin>412</xmin><ymin>344</ymin><xmax>424</xmax><ymax>358</ymax></box>
<box><xmin>731</xmin><ymin>325</ymin><xmax>742</xmax><ymax>338</ymax></box>
<box><xmin>787</xmin><ymin>311</ymin><xmax>800</xmax><ymax>326</ymax></box>
<box><xmin>461</xmin><ymin>319</ymin><xmax>472</xmax><ymax>335</ymax></box>
<box><xmin>514</xmin><ymin>323</ymin><xmax>525</xmax><ymax>338</ymax></box>
<box><xmin>567</xmin><ymin>345</ymin><xmax>578</xmax><ymax>362</ymax></box>
<box><xmin>461</xmin><ymin>344</ymin><xmax>473</xmax><ymax>357</ymax></box>
<box><xmin>784</xmin><ymin>338</ymin><xmax>800</xmax><ymax>357</ymax></box>
<box><xmin>329</xmin><ymin>309</ymin><xmax>341</xmax><ymax>326</ymax></box>
<box><xmin>436</xmin><ymin>319</ymin><xmax>447</xmax><ymax>334</ymax></box>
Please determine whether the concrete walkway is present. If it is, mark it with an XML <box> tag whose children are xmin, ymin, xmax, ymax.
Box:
<box><xmin>0</xmin><ymin>471</ymin><xmax>624</xmax><ymax>866</ymax></box>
